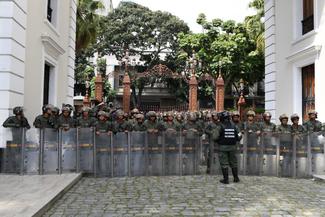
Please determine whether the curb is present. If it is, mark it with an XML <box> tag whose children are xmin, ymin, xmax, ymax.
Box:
<box><xmin>32</xmin><ymin>173</ymin><xmax>83</xmax><ymax>217</ymax></box>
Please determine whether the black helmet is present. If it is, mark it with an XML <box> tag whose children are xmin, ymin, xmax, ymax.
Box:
<box><xmin>42</xmin><ymin>104</ymin><xmax>53</xmax><ymax>113</ymax></box>
<box><xmin>218</xmin><ymin>111</ymin><xmax>230</xmax><ymax>122</ymax></box>
<box><xmin>13</xmin><ymin>106</ymin><xmax>23</xmax><ymax>115</ymax></box>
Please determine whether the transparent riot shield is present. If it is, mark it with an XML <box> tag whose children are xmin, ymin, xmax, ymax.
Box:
<box><xmin>112</xmin><ymin>132</ymin><xmax>129</xmax><ymax>177</ymax></box>
<box><xmin>130</xmin><ymin>131</ymin><xmax>147</xmax><ymax>176</ymax></box>
<box><xmin>245</xmin><ymin>131</ymin><xmax>261</xmax><ymax>175</ymax></box>
<box><xmin>182</xmin><ymin>129</ymin><xmax>199</xmax><ymax>175</ymax></box>
<box><xmin>95</xmin><ymin>133</ymin><xmax>112</xmax><ymax>177</ymax></box>
<box><xmin>309</xmin><ymin>132</ymin><xmax>325</xmax><ymax>175</ymax></box>
<box><xmin>148</xmin><ymin>132</ymin><xmax>164</xmax><ymax>176</ymax></box>
<box><xmin>60</xmin><ymin>128</ymin><xmax>77</xmax><ymax>173</ymax></box>
<box><xmin>164</xmin><ymin>130</ymin><xmax>181</xmax><ymax>176</ymax></box>
<box><xmin>278</xmin><ymin>133</ymin><xmax>293</xmax><ymax>177</ymax></box>
<box><xmin>42</xmin><ymin>128</ymin><xmax>59</xmax><ymax>174</ymax></box>
<box><xmin>1</xmin><ymin>128</ymin><xmax>23</xmax><ymax>174</ymax></box>
<box><xmin>261</xmin><ymin>132</ymin><xmax>278</xmax><ymax>176</ymax></box>
<box><xmin>77</xmin><ymin>128</ymin><xmax>94</xmax><ymax>173</ymax></box>
<box><xmin>208</xmin><ymin>138</ymin><xmax>221</xmax><ymax>175</ymax></box>
<box><xmin>236</xmin><ymin>136</ymin><xmax>244</xmax><ymax>175</ymax></box>
<box><xmin>23</xmin><ymin>128</ymin><xmax>40</xmax><ymax>174</ymax></box>
<box><xmin>294</xmin><ymin>133</ymin><xmax>308</xmax><ymax>178</ymax></box>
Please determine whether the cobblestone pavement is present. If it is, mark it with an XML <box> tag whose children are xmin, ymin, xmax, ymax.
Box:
<box><xmin>43</xmin><ymin>175</ymin><xmax>325</xmax><ymax>217</ymax></box>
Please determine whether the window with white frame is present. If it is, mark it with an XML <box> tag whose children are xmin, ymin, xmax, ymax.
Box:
<box><xmin>47</xmin><ymin>0</ymin><xmax>58</xmax><ymax>26</ymax></box>
<box><xmin>302</xmin><ymin>0</ymin><xmax>314</xmax><ymax>35</ymax></box>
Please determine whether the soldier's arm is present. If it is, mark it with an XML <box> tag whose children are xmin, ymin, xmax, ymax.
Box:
<box><xmin>23</xmin><ymin>117</ymin><xmax>31</xmax><ymax>129</ymax></box>
<box><xmin>3</xmin><ymin>117</ymin><xmax>18</xmax><ymax>128</ymax></box>
<box><xmin>33</xmin><ymin>117</ymin><xmax>41</xmax><ymax>128</ymax></box>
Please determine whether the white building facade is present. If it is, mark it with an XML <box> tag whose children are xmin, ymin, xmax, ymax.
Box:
<box><xmin>0</xmin><ymin>0</ymin><xmax>77</xmax><ymax>125</ymax></box>
<box><xmin>265</xmin><ymin>0</ymin><xmax>325</xmax><ymax>123</ymax></box>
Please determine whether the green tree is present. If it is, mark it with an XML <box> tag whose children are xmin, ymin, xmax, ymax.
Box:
<box><xmin>76</xmin><ymin>0</ymin><xmax>104</xmax><ymax>54</ymax></box>
<box><xmin>97</xmin><ymin>1</ymin><xmax>190</xmax><ymax>106</ymax></box>
<box><xmin>178</xmin><ymin>14</ymin><xmax>265</xmax><ymax>103</ymax></box>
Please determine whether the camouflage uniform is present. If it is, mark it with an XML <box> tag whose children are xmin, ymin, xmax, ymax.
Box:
<box><xmin>3</xmin><ymin>107</ymin><xmax>30</xmax><ymax>129</ymax></box>
<box><xmin>132</xmin><ymin>114</ymin><xmax>147</xmax><ymax>131</ymax></box>
<box><xmin>277</xmin><ymin>114</ymin><xmax>292</xmax><ymax>177</ymax></box>
<box><xmin>290</xmin><ymin>113</ymin><xmax>305</xmax><ymax>134</ymax></box>
<box><xmin>95</xmin><ymin>111</ymin><xmax>112</xmax><ymax>133</ymax></box>
<box><xmin>33</xmin><ymin>105</ymin><xmax>55</xmax><ymax>128</ymax></box>
<box><xmin>112</xmin><ymin>110</ymin><xmax>132</xmax><ymax>133</ymax></box>
<box><xmin>76</xmin><ymin>107</ymin><xmax>96</xmax><ymax>128</ymax></box>
<box><xmin>56</xmin><ymin>107</ymin><xmax>75</xmax><ymax>129</ymax></box>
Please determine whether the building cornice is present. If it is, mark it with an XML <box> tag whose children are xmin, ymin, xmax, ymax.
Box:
<box><xmin>41</xmin><ymin>33</ymin><xmax>65</xmax><ymax>59</ymax></box>
<box><xmin>286</xmin><ymin>45</ymin><xmax>322</xmax><ymax>62</ymax></box>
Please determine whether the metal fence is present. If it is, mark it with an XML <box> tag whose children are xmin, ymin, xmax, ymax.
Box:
<box><xmin>1</xmin><ymin>128</ymin><xmax>324</xmax><ymax>178</ymax></box>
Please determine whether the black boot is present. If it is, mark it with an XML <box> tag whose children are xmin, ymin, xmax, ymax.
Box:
<box><xmin>219</xmin><ymin>168</ymin><xmax>229</xmax><ymax>184</ymax></box>
<box><xmin>232</xmin><ymin>167</ymin><xmax>240</xmax><ymax>183</ymax></box>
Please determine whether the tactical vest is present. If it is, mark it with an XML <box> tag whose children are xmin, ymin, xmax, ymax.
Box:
<box><xmin>218</xmin><ymin>122</ymin><xmax>238</xmax><ymax>146</ymax></box>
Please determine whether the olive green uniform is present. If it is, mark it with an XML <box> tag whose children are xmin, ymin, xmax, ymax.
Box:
<box><xmin>33</xmin><ymin>115</ymin><xmax>55</xmax><ymax>128</ymax></box>
<box><xmin>76</xmin><ymin>116</ymin><xmax>97</xmax><ymax>128</ymax></box>
<box><xmin>3</xmin><ymin>116</ymin><xmax>30</xmax><ymax>129</ymax></box>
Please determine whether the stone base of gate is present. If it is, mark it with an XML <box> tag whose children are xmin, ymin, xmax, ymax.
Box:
<box><xmin>0</xmin><ymin>173</ymin><xmax>82</xmax><ymax>217</ymax></box>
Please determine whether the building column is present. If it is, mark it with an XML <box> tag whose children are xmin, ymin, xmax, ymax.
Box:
<box><xmin>0</xmin><ymin>1</ymin><xmax>27</xmax><ymax>128</ymax></box>
<box><xmin>215</xmin><ymin>74</ymin><xmax>225</xmax><ymax>112</ymax></box>
<box><xmin>122</xmin><ymin>73</ymin><xmax>131</xmax><ymax>113</ymax></box>
<box><xmin>188</xmin><ymin>74</ymin><xmax>198</xmax><ymax>112</ymax></box>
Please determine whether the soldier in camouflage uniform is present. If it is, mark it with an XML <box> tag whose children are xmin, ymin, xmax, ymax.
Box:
<box><xmin>303</xmin><ymin>110</ymin><xmax>322</xmax><ymax>133</ymax></box>
<box><xmin>33</xmin><ymin>104</ymin><xmax>55</xmax><ymax>128</ymax></box>
<box><xmin>231</xmin><ymin>111</ymin><xmax>241</xmax><ymax>131</ymax></box>
<box><xmin>205</xmin><ymin>111</ymin><xmax>221</xmax><ymax>174</ymax></box>
<box><xmin>56</xmin><ymin>107</ymin><xmax>75</xmax><ymax>130</ymax></box>
<box><xmin>290</xmin><ymin>114</ymin><xmax>305</xmax><ymax>134</ymax></box>
<box><xmin>132</xmin><ymin>114</ymin><xmax>147</xmax><ymax>131</ymax></box>
<box><xmin>112</xmin><ymin>110</ymin><xmax>132</xmax><ymax>133</ymax></box>
<box><xmin>95</xmin><ymin>111</ymin><xmax>112</xmax><ymax>135</ymax></box>
<box><xmin>3</xmin><ymin>106</ymin><xmax>30</xmax><ymax>129</ymax></box>
<box><xmin>174</xmin><ymin>113</ymin><xmax>185</xmax><ymax>131</ymax></box>
<box><xmin>144</xmin><ymin>111</ymin><xmax>159</xmax><ymax>134</ymax></box>
<box><xmin>277</xmin><ymin>114</ymin><xmax>293</xmax><ymax>176</ymax></box>
<box><xmin>216</xmin><ymin>111</ymin><xmax>241</xmax><ymax>184</ymax></box>
<box><xmin>76</xmin><ymin>107</ymin><xmax>96</xmax><ymax>128</ymax></box>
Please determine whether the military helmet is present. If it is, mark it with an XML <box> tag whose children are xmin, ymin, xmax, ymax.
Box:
<box><xmin>131</xmin><ymin>108</ymin><xmax>139</xmax><ymax>114</ymax></box>
<box><xmin>42</xmin><ymin>104</ymin><xmax>53</xmax><ymax>113</ymax></box>
<box><xmin>135</xmin><ymin>114</ymin><xmax>144</xmax><ymax>120</ymax></box>
<box><xmin>163</xmin><ymin>112</ymin><xmax>168</xmax><ymax>117</ymax></box>
<box><xmin>263</xmin><ymin>111</ymin><xmax>272</xmax><ymax>117</ymax></box>
<box><xmin>188</xmin><ymin>112</ymin><xmax>197</xmax><ymax>121</ymax></box>
<box><xmin>246</xmin><ymin>110</ymin><xmax>256</xmax><ymax>117</ymax></box>
<box><xmin>279</xmin><ymin>114</ymin><xmax>289</xmax><ymax>121</ymax></box>
<box><xmin>231</xmin><ymin>111</ymin><xmax>240</xmax><ymax>117</ymax></box>
<box><xmin>62</xmin><ymin>106</ymin><xmax>71</xmax><ymax>112</ymax></box>
<box><xmin>211</xmin><ymin>111</ymin><xmax>218</xmax><ymax>117</ymax></box>
<box><xmin>290</xmin><ymin>113</ymin><xmax>300</xmax><ymax>120</ymax></box>
<box><xmin>52</xmin><ymin>107</ymin><xmax>59</xmax><ymax>114</ymax></box>
<box><xmin>13</xmin><ymin>106</ymin><xmax>23</xmax><ymax>115</ymax></box>
<box><xmin>115</xmin><ymin>109</ymin><xmax>124</xmax><ymax>117</ymax></box>
<box><xmin>167</xmin><ymin>112</ymin><xmax>174</xmax><ymax>117</ymax></box>
<box><xmin>81</xmin><ymin>107</ymin><xmax>90</xmax><ymax>113</ymax></box>
<box><xmin>218</xmin><ymin>111</ymin><xmax>230</xmax><ymax>122</ymax></box>
<box><xmin>308</xmin><ymin>110</ymin><xmax>317</xmax><ymax>115</ymax></box>
<box><xmin>97</xmin><ymin>111</ymin><xmax>107</xmax><ymax>117</ymax></box>
<box><xmin>147</xmin><ymin>111</ymin><xmax>156</xmax><ymax>118</ymax></box>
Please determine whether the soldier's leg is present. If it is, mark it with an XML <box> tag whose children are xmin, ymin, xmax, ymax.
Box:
<box><xmin>218</xmin><ymin>151</ymin><xmax>229</xmax><ymax>184</ymax></box>
<box><xmin>229</xmin><ymin>150</ymin><xmax>240</xmax><ymax>183</ymax></box>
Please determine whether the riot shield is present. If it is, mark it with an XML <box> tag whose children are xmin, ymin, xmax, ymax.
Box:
<box><xmin>309</xmin><ymin>132</ymin><xmax>325</xmax><ymax>175</ymax></box>
<box><xmin>42</xmin><ymin>128</ymin><xmax>59</xmax><ymax>174</ymax></box>
<box><xmin>164</xmin><ymin>130</ymin><xmax>181</xmax><ymax>176</ymax></box>
<box><xmin>77</xmin><ymin>128</ymin><xmax>94</xmax><ymax>173</ymax></box>
<box><xmin>1</xmin><ymin>128</ymin><xmax>23</xmax><ymax>174</ymax></box>
<box><xmin>130</xmin><ymin>131</ymin><xmax>147</xmax><ymax>176</ymax></box>
<box><xmin>208</xmin><ymin>137</ymin><xmax>222</xmax><ymax>175</ymax></box>
<box><xmin>182</xmin><ymin>129</ymin><xmax>199</xmax><ymax>175</ymax></box>
<box><xmin>112</xmin><ymin>132</ymin><xmax>129</xmax><ymax>177</ymax></box>
<box><xmin>95</xmin><ymin>133</ymin><xmax>112</xmax><ymax>177</ymax></box>
<box><xmin>147</xmin><ymin>132</ymin><xmax>164</xmax><ymax>176</ymax></box>
<box><xmin>294</xmin><ymin>133</ymin><xmax>308</xmax><ymax>178</ymax></box>
<box><xmin>60</xmin><ymin>128</ymin><xmax>77</xmax><ymax>173</ymax></box>
<box><xmin>278</xmin><ymin>133</ymin><xmax>293</xmax><ymax>177</ymax></box>
<box><xmin>245</xmin><ymin>131</ymin><xmax>261</xmax><ymax>175</ymax></box>
<box><xmin>261</xmin><ymin>132</ymin><xmax>278</xmax><ymax>176</ymax></box>
<box><xmin>23</xmin><ymin>128</ymin><xmax>40</xmax><ymax>174</ymax></box>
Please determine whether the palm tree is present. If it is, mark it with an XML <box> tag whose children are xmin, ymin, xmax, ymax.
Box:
<box><xmin>76</xmin><ymin>0</ymin><xmax>105</xmax><ymax>54</ymax></box>
<box><xmin>245</xmin><ymin>0</ymin><xmax>265</xmax><ymax>54</ymax></box>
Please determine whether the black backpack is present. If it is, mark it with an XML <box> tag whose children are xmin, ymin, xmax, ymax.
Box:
<box><xmin>218</xmin><ymin>122</ymin><xmax>238</xmax><ymax>146</ymax></box>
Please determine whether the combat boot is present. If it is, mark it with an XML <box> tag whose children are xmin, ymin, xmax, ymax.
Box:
<box><xmin>232</xmin><ymin>167</ymin><xmax>240</xmax><ymax>183</ymax></box>
<box><xmin>219</xmin><ymin>168</ymin><xmax>229</xmax><ymax>184</ymax></box>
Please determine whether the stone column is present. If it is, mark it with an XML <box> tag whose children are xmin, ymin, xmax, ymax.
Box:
<box><xmin>188</xmin><ymin>74</ymin><xmax>198</xmax><ymax>111</ymax></box>
<box><xmin>215</xmin><ymin>74</ymin><xmax>225</xmax><ymax>112</ymax></box>
<box><xmin>95</xmin><ymin>74</ymin><xmax>104</xmax><ymax>102</ymax></box>
<box><xmin>122</xmin><ymin>73</ymin><xmax>131</xmax><ymax>113</ymax></box>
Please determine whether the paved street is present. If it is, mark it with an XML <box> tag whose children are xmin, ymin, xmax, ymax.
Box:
<box><xmin>43</xmin><ymin>175</ymin><xmax>325</xmax><ymax>217</ymax></box>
